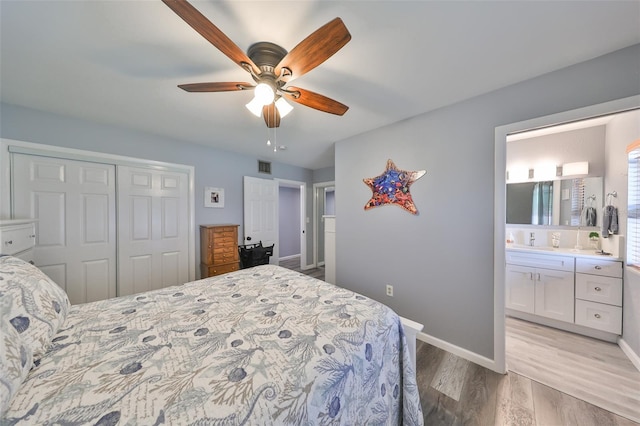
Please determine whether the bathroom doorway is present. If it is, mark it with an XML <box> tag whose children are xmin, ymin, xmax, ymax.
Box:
<box><xmin>495</xmin><ymin>97</ymin><xmax>640</xmax><ymax>421</ymax></box>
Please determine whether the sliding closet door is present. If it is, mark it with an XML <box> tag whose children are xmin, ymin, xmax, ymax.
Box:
<box><xmin>117</xmin><ymin>166</ymin><xmax>189</xmax><ymax>296</ymax></box>
<box><xmin>12</xmin><ymin>154</ymin><xmax>117</xmax><ymax>304</ymax></box>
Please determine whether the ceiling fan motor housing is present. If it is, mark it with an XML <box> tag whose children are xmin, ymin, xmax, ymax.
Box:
<box><xmin>247</xmin><ymin>42</ymin><xmax>288</xmax><ymax>76</ymax></box>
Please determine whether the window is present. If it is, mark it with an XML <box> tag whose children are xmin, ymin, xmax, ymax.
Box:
<box><xmin>570</xmin><ymin>178</ymin><xmax>585</xmax><ymax>226</ymax></box>
<box><xmin>627</xmin><ymin>139</ymin><xmax>640</xmax><ymax>268</ymax></box>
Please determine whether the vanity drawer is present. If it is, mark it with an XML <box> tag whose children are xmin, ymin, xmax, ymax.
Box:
<box><xmin>0</xmin><ymin>223</ymin><xmax>36</xmax><ymax>256</ymax></box>
<box><xmin>506</xmin><ymin>251</ymin><xmax>574</xmax><ymax>272</ymax></box>
<box><xmin>575</xmin><ymin>273</ymin><xmax>622</xmax><ymax>306</ymax></box>
<box><xmin>575</xmin><ymin>299</ymin><xmax>622</xmax><ymax>334</ymax></box>
<box><xmin>575</xmin><ymin>258</ymin><xmax>622</xmax><ymax>278</ymax></box>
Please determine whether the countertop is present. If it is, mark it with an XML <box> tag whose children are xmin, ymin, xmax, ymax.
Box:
<box><xmin>506</xmin><ymin>244</ymin><xmax>622</xmax><ymax>261</ymax></box>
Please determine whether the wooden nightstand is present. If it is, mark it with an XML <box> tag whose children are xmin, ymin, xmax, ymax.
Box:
<box><xmin>200</xmin><ymin>224</ymin><xmax>240</xmax><ymax>278</ymax></box>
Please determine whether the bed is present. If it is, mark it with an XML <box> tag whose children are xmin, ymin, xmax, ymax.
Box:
<box><xmin>1</xmin><ymin>256</ymin><xmax>423</xmax><ymax>425</ymax></box>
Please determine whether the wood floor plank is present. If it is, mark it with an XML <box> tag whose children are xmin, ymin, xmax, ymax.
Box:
<box><xmin>423</xmin><ymin>386</ymin><xmax>458</xmax><ymax>426</ymax></box>
<box><xmin>453</xmin><ymin>362</ymin><xmax>499</xmax><ymax>426</ymax></box>
<box><xmin>495</xmin><ymin>373</ymin><xmax>536</xmax><ymax>426</ymax></box>
<box><xmin>431</xmin><ymin>351</ymin><xmax>470</xmax><ymax>401</ymax></box>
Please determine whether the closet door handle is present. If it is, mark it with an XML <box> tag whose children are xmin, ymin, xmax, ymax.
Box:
<box><xmin>594</xmin><ymin>265</ymin><xmax>602</xmax><ymax>270</ymax></box>
<box><xmin>536</xmin><ymin>273</ymin><xmax>541</xmax><ymax>281</ymax></box>
<box><xmin>4</xmin><ymin>240</ymin><xmax>12</xmax><ymax>245</ymax></box>
<box><xmin>595</xmin><ymin>287</ymin><xmax>602</xmax><ymax>292</ymax></box>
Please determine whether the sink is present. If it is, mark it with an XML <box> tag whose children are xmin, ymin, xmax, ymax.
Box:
<box><xmin>509</xmin><ymin>244</ymin><xmax>555</xmax><ymax>251</ymax></box>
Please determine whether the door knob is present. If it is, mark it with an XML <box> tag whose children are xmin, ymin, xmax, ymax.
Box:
<box><xmin>246</xmin><ymin>236</ymin><xmax>252</xmax><ymax>241</ymax></box>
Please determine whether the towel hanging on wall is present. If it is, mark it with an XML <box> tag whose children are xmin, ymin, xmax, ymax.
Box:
<box><xmin>583</xmin><ymin>206</ymin><xmax>597</xmax><ymax>227</ymax></box>
<box><xmin>602</xmin><ymin>205</ymin><xmax>619</xmax><ymax>238</ymax></box>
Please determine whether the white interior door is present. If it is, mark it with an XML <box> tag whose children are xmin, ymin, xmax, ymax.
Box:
<box><xmin>12</xmin><ymin>154</ymin><xmax>116</xmax><ymax>304</ymax></box>
<box><xmin>243</xmin><ymin>176</ymin><xmax>278</xmax><ymax>263</ymax></box>
<box><xmin>117</xmin><ymin>166</ymin><xmax>190</xmax><ymax>296</ymax></box>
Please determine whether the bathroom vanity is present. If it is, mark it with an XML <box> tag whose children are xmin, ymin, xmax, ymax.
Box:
<box><xmin>506</xmin><ymin>246</ymin><xmax>623</xmax><ymax>341</ymax></box>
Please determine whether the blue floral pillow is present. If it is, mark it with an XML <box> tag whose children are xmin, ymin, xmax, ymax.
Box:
<box><xmin>0</xmin><ymin>297</ymin><xmax>33</xmax><ymax>415</ymax></box>
<box><xmin>0</xmin><ymin>256</ymin><xmax>70</xmax><ymax>361</ymax></box>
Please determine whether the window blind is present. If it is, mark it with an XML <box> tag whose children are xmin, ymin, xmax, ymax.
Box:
<box><xmin>627</xmin><ymin>140</ymin><xmax>640</xmax><ymax>267</ymax></box>
<box><xmin>570</xmin><ymin>178</ymin><xmax>585</xmax><ymax>226</ymax></box>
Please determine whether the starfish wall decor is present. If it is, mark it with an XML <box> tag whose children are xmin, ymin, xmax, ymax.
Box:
<box><xmin>363</xmin><ymin>159</ymin><xmax>426</xmax><ymax>215</ymax></box>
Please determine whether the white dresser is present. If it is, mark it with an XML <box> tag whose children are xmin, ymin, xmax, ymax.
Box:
<box><xmin>0</xmin><ymin>219</ymin><xmax>36</xmax><ymax>263</ymax></box>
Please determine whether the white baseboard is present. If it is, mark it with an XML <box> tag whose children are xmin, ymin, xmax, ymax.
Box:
<box><xmin>300</xmin><ymin>263</ymin><xmax>315</xmax><ymax>271</ymax></box>
<box><xmin>417</xmin><ymin>331</ymin><xmax>501</xmax><ymax>373</ymax></box>
<box><xmin>278</xmin><ymin>254</ymin><xmax>300</xmax><ymax>261</ymax></box>
<box><xmin>618</xmin><ymin>337</ymin><xmax>640</xmax><ymax>373</ymax></box>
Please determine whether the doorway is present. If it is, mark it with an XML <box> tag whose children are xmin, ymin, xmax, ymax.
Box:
<box><xmin>312</xmin><ymin>181</ymin><xmax>335</xmax><ymax>268</ymax></box>
<box><xmin>495</xmin><ymin>95</ymin><xmax>639</xmax><ymax>373</ymax></box>
<box><xmin>277</xmin><ymin>179</ymin><xmax>306</xmax><ymax>269</ymax></box>
<box><xmin>494</xmin><ymin>96</ymin><xmax>640</xmax><ymax>420</ymax></box>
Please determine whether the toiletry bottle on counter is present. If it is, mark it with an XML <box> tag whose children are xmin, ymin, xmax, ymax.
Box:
<box><xmin>506</xmin><ymin>232</ymin><xmax>515</xmax><ymax>244</ymax></box>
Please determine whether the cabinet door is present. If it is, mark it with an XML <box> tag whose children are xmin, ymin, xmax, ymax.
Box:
<box><xmin>506</xmin><ymin>264</ymin><xmax>535</xmax><ymax>314</ymax></box>
<box><xmin>534</xmin><ymin>269</ymin><xmax>574</xmax><ymax>323</ymax></box>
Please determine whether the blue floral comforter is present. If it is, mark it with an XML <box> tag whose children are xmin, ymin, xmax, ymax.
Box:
<box><xmin>3</xmin><ymin>265</ymin><xmax>423</xmax><ymax>425</ymax></box>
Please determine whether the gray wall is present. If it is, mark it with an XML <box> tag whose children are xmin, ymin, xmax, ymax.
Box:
<box><xmin>335</xmin><ymin>44</ymin><xmax>640</xmax><ymax>359</ymax></box>
<box><xmin>313</xmin><ymin>166</ymin><xmax>335</xmax><ymax>183</ymax></box>
<box><xmin>0</xmin><ymin>103</ymin><xmax>316</xmax><ymax>272</ymax></box>
<box><xmin>278</xmin><ymin>186</ymin><xmax>301</xmax><ymax>258</ymax></box>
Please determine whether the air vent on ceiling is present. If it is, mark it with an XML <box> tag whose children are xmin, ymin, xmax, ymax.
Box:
<box><xmin>258</xmin><ymin>160</ymin><xmax>272</xmax><ymax>174</ymax></box>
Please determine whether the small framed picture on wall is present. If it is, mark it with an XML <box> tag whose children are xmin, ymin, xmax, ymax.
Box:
<box><xmin>204</xmin><ymin>187</ymin><xmax>224</xmax><ymax>208</ymax></box>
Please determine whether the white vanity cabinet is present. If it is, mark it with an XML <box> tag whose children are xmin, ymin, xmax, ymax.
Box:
<box><xmin>506</xmin><ymin>251</ymin><xmax>575</xmax><ymax>323</ymax></box>
<box><xmin>575</xmin><ymin>258</ymin><xmax>623</xmax><ymax>334</ymax></box>
<box><xmin>506</xmin><ymin>248</ymin><xmax>624</xmax><ymax>340</ymax></box>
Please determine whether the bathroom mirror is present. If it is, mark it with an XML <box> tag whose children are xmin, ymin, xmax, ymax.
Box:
<box><xmin>506</xmin><ymin>176</ymin><xmax>603</xmax><ymax>227</ymax></box>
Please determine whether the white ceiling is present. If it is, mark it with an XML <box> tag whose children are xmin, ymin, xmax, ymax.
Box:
<box><xmin>2</xmin><ymin>1</ymin><xmax>639</xmax><ymax>170</ymax></box>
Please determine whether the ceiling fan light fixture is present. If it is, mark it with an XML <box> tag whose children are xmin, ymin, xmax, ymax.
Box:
<box><xmin>275</xmin><ymin>97</ymin><xmax>293</xmax><ymax>118</ymax></box>
<box><xmin>254</xmin><ymin>82</ymin><xmax>275</xmax><ymax>105</ymax></box>
<box><xmin>245</xmin><ymin>97</ymin><xmax>263</xmax><ymax>117</ymax></box>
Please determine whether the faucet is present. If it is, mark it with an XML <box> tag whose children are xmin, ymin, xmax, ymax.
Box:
<box><xmin>529</xmin><ymin>232</ymin><xmax>535</xmax><ymax>247</ymax></box>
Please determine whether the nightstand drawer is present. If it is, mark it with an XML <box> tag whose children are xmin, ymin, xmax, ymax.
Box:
<box><xmin>0</xmin><ymin>223</ymin><xmax>36</xmax><ymax>256</ymax></box>
<box><xmin>575</xmin><ymin>299</ymin><xmax>622</xmax><ymax>334</ymax></box>
<box><xmin>576</xmin><ymin>273</ymin><xmax>622</xmax><ymax>306</ymax></box>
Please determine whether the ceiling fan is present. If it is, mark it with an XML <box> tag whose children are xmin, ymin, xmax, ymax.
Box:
<box><xmin>162</xmin><ymin>0</ymin><xmax>351</xmax><ymax>128</ymax></box>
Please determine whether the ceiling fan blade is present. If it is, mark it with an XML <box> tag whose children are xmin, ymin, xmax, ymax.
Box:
<box><xmin>275</xmin><ymin>18</ymin><xmax>351</xmax><ymax>81</ymax></box>
<box><xmin>162</xmin><ymin>0</ymin><xmax>260</xmax><ymax>75</ymax></box>
<box><xmin>283</xmin><ymin>87</ymin><xmax>348</xmax><ymax>116</ymax></box>
<box><xmin>263</xmin><ymin>103</ymin><xmax>281</xmax><ymax>128</ymax></box>
<box><xmin>178</xmin><ymin>82</ymin><xmax>253</xmax><ymax>92</ymax></box>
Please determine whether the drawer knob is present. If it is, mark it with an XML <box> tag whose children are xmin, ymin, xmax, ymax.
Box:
<box><xmin>594</xmin><ymin>287</ymin><xmax>602</xmax><ymax>292</ymax></box>
<box><xmin>594</xmin><ymin>266</ymin><xmax>602</xmax><ymax>270</ymax></box>
<box><xmin>5</xmin><ymin>240</ymin><xmax>12</xmax><ymax>245</ymax></box>
<box><xmin>594</xmin><ymin>313</ymin><xmax>601</xmax><ymax>319</ymax></box>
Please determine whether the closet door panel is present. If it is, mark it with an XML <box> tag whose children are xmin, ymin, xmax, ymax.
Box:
<box><xmin>12</xmin><ymin>154</ymin><xmax>116</xmax><ymax>304</ymax></box>
<box><xmin>118</xmin><ymin>166</ymin><xmax>189</xmax><ymax>297</ymax></box>
<box><xmin>33</xmin><ymin>192</ymin><xmax>66</xmax><ymax>247</ymax></box>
